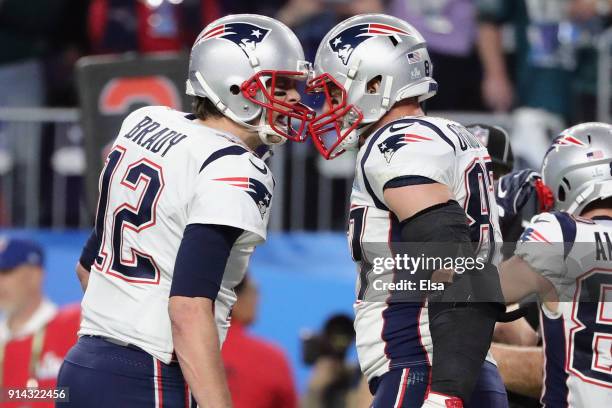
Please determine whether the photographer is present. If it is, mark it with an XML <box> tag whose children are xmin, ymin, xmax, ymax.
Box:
<box><xmin>301</xmin><ymin>314</ymin><xmax>363</xmax><ymax>408</ymax></box>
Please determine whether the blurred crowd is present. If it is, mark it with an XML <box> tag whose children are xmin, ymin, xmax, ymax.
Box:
<box><xmin>2</xmin><ymin>0</ymin><xmax>609</xmax><ymax>116</ymax></box>
<box><xmin>0</xmin><ymin>0</ymin><xmax>611</xmax><ymax>228</ymax></box>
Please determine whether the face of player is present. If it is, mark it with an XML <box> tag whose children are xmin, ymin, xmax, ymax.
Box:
<box><xmin>241</xmin><ymin>70</ymin><xmax>314</xmax><ymax>144</ymax></box>
<box><xmin>305</xmin><ymin>73</ymin><xmax>365</xmax><ymax>159</ymax></box>
<box><xmin>0</xmin><ymin>265</ymin><xmax>43</xmax><ymax>316</ymax></box>
<box><xmin>322</xmin><ymin>84</ymin><xmax>343</xmax><ymax>115</ymax></box>
<box><xmin>319</xmin><ymin>79</ymin><xmax>379</xmax><ymax>114</ymax></box>
<box><xmin>265</xmin><ymin>76</ymin><xmax>303</xmax><ymax>144</ymax></box>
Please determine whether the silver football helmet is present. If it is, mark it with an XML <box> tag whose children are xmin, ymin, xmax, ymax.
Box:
<box><xmin>307</xmin><ymin>14</ymin><xmax>437</xmax><ymax>159</ymax></box>
<box><xmin>541</xmin><ymin>122</ymin><xmax>612</xmax><ymax>215</ymax></box>
<box><xmin>186</xmin><ymin>14</ymin><xmax>314</xmax><ymax>145</ymax></box>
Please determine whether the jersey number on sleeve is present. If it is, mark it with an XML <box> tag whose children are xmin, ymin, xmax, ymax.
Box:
<box><xmin>93</xmin><ymin>146</ymin><xmax>165</xmax><ymax>284</ymax></box>
<box><xmin>569</xmin><ymin>270</ymin><xmax>612</xmax><ymax>387</ymax></box>
<box><xmin>464</xmin><ymin>159</ymin><xmax>495</xmax><ymax>256</ymax></box>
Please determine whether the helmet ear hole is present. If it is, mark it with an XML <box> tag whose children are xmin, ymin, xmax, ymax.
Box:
<box><xmin>558</xmin><ymin>185</ymin><xmax>566</xmax><ymax>202</ymax></box>
<box><xmin>230</xmin><ymin>85</ymin><xmax>241</xmax><ymax>95</ymax></box>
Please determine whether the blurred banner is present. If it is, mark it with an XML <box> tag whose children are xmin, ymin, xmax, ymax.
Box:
<box><xmin>76</xmin><ymin>52</ymin><xmax>190</xmax><ymax>213</ymax></box>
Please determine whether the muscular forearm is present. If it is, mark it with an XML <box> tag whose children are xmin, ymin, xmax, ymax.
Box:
<box><xmin>494</xmin><ymin>305</ymin><xmax>539</xmax><ymax>346</ymax></box>
<box><xmin>490</xmin><ymin>343</ymin><xmax>543</xmax><ymax>398</ymax></box>
<box><xmin>170</xmin><ymin>296</ymin><xmax>232</xmax><ymax>408</ymax></box>
<box><xmin>499</xmin><ymin>256</ymin><xmax>558</xmax><ymax>305</ymax></box>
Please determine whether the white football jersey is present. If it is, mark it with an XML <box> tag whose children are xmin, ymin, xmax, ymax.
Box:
<box><xmin>516</xmin><ymin>211</ymin><xmax>612</xmax><ymax>407</ymax></box>
<box><xmin>79</xmin><ymin>106</ymin><xmax>274</xmax><ymax>364</ymax></box>
<box><xmin>349</xmin><ymin>116</ymin><xmax>503</xmax><ymax>381</ymax></box>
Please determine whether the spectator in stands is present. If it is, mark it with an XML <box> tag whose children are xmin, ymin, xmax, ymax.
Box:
<box><xmin>88</xmin><ymin>0</ymin><xmax>222</xmax><ymax>54</ymax></box>
<box><xmin>476</xmin><ymin>0</ymin><xmax>612</xmax><ymax>169</ymax></box>
<box><xmin>388</xmin><ymin>0</ymin><xmax>484</xmax><ymax>111</ymax></box>
<box><xmin>0</xmin><ymin>238</ymin><xmax>80</xmax><ymax>407</ymax></box>
<box><xmin>221</xmin><ymin>274</ymin><xmax>298</xmax><ymax>408</ymax></box>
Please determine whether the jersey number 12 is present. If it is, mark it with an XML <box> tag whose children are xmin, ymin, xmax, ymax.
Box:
<box><xmin>93</xmin><ymin>146</ymin><xmax>165</xmax><ymax>284</ymax></box>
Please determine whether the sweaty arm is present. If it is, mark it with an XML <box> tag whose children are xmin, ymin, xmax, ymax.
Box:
<box><xmin>499</xmin><ymin>211</ymin><xmax>570</xmax><ymax>310</ymax></box>
<box><xmin>493</xmin><ymin>306</ymin><xmax>539</xmax><ymax>346</ymax></box>
<box><xmin>169</xmin><ymin>223</ymin><xmax>243</xmax><ymax>408</ymax></box>
<box><xmin>490</xmin><ymin>343</ymin><xmax>543</xmax><ymax>398</ymax></box>
<box><xmin>498</xmin><ymin>255</ymin><xmax>557</xmax><ymax>306</ymax></box>
<box><xmin>383</xmin><ymin>182</ymin><xmax>452</xmax><ymax>221</ymax></box>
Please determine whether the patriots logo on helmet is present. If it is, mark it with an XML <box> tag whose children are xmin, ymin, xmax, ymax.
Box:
<box><xmin>195</xmin><ymin>23</ymin><xmax>270</xmax><ymax>58</ymax></box>
<box><xmin>519</xmin><ymin>227</ymin><xmax>551</xmax><ymax>244</ymax></box>
<box><xmin>214</xmin><ymin>177</ymin><xmax>272</xmax><ymax>219</ymax></box>
<box><xmin>545</xmin><ymin>133</ymin><xmax>589</xmax><ymax>157</ymax></box>
<box><xmin>329</xmin><ymin>23</ymin><xmax>410</xmax><ymax>65</ymax></box>
<box><xmin>377</xmin><ymin>132</ymin><xmax>432</xmax><ymax>163</ymax></box>
<box><xmin>552</xmin><ymin>134</ymin><xmax>588</xmax><ymax>148</ymax></box>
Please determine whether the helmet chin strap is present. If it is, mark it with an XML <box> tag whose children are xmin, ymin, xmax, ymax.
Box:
<box><xmin>194</xmin><ymin>71</ymin><xmax>286</xmax><ymax>146</ymax></box>
<box><xmin>332</xmin><ymin>121</ymin><xmax>376</xmax><ymax>158</ymax></box>
<box><xmin>256</xmin><ymin>112</ymin><xmax>287</xmax><ymax>146</ymax></box>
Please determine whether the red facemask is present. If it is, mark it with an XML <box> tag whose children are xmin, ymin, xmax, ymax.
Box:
<box><xmin>306</xmin><ymin>73</ymin><xmax>364</xmax><ymax>159</ymax></box>
<box><xmin>241</xmin><ymin>70</ymin><xmax>315</xmax><ymax>142</ymax></box>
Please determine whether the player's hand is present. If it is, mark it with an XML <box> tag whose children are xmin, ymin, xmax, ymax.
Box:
<box><xmin>421</xmin><ymin>392</ymin><xmax>463</xmax><ymax>408</ymax></box>
<box><xmin>496</xmin><ymin>169</ymin><xmax>542</xmax><ymax>230</ymax></box>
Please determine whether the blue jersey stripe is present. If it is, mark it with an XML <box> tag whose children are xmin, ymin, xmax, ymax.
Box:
<box><xmin>360</xmin><ymin>124</ymin><xmax>392</xmax><ymax>211</ymax></box>
<box><xmin>381</xmin><ymin>302</ymin><xmax>429</xmax><ymax>369</ymax></box>
<box><xmin>541</xmin><ymin>309</ymin><xmax>569</xmax><ymax>407</ymax></box>
<box><xmin>551</xmin><ymin>211</ymin><xmax>577</xmax><ymax>259</ymax></box>
<box><xmin>199</xmin><ymin>145</ymin><xmax>248</xmax><ymax>173</ymax></box>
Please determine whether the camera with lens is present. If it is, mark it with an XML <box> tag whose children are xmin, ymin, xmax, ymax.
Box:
<box><xmin>301</xmin><ymin>314</ymin><xmax>355</xmax><ymax>365</ymax></box>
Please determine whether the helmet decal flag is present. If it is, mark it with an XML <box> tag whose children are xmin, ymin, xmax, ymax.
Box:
<box><xmin>329</xmin><ymin>23</ymin><xmax>410</xmax><ymax>65</ymax></box>
<box><xmin>194</xmin><ymin>23</ymin><xmax>271</xmax><ymax>58</ymax></box>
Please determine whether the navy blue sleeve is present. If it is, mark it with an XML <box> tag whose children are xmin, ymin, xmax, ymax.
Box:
<box><xmin>383</xmin><ymin>175</ymin><xmax>437</xmax><ymax>190</ymax></box>
<box><xmin>79</xmin><ymin>229</ymin><xmax>100</xmax><ymax>271</ymax></box>
<box><xmin>170</xmin><ymin>224</ymin><xmax>243</xmax><ymax>299</ymax></box>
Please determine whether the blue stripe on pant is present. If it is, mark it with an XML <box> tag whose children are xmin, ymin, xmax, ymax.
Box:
<box><xmin>56</xmin><ymin>336</ymin><xmax>194</xmax><ymax>407</ymax></box>
<box><xmin>465</xmin><ymin>361</ymin><xmax>509</xmax><ymax>408</ymax></box>
<box><xmin>370</xmin><ymin>361</ymin><xmax>508</xmax><ymax>408</ymax></box>
<box><xmin>370</xmin><ymin>365</ymin><xmax>430</xmax><ymax>407</ymax></box>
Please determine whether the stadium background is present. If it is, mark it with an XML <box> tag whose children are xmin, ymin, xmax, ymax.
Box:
<box><xmin>1</xmin><ymin>0</ymin><xmax>611</xmax><ymax>398</ymax></box>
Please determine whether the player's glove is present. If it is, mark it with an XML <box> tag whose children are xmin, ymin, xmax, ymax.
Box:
<box><xmin>496</xmin><ymin>169</ymin><xmax>553</xmax><ymax>235</ymax></box>
<box><xmin>421</xmin><ymin>392</ymin><xmax>463</xmax><ymax>408</ymax></box>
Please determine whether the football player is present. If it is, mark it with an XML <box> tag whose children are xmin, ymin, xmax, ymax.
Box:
<box><xmin>466</xmin><ymin>123</ymin><xmax>553</xmax><ymax>247</ymax></box>
<box><xmin>499</xmin><ymin>122</ymin><xmax>612</xmax><ymax>406</ymax></box>
<box><xmin>306</xmin><ymin>14</ymin><xmax>507</xmax><ymax>408</ymax></box>
<box><xmin>57</xmin><ymin>14</ymin><xmax>312</xmax><ymax>408</ymax></box>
